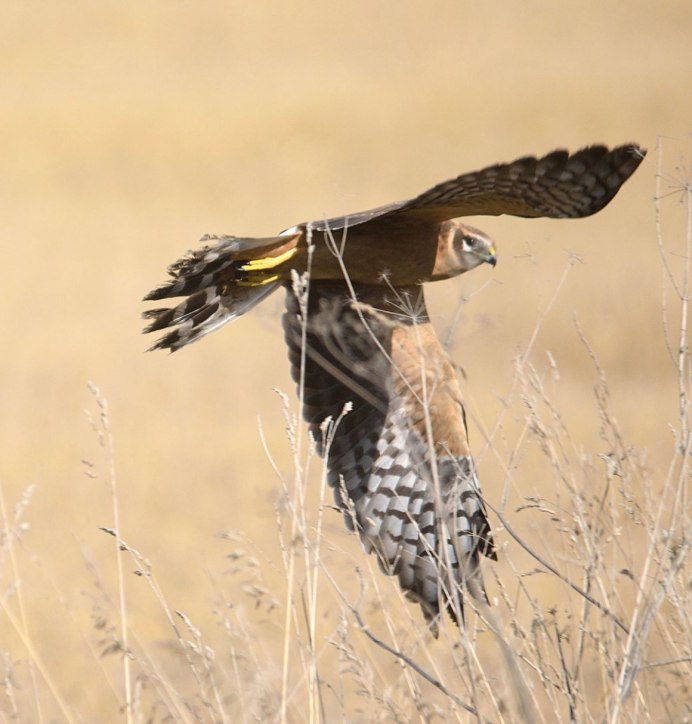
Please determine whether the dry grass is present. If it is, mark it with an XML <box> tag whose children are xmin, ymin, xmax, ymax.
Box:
<box><xmin>2</xmin><ymin>141</ymin><xmax>689</xmax><ymax>723</ymax></box>
<box><xmin>1</xmin><ymin>2</ymin><xmax>691</xmax><ymax>721</ymax></box>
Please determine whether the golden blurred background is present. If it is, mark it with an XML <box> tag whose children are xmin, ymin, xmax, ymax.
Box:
<box><xmin>2</xmin><ymin>1</ymin><xmax>690</xmax><ymax>720</ymax></box>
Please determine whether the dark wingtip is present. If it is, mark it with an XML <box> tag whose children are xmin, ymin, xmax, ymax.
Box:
<box><xmin>623</xmin><ymin>142</ymin><xmax>647</xmax><ymax>157</ymax></box>
<box><xmin>560</xmin><ymin>142</ymin><xmax>647</xmax><ymax>217</ymax></box>
<box><xmin>613</xmin><ymin>142</ymin><xmax>647</xmax><ymax>166</ymax></box>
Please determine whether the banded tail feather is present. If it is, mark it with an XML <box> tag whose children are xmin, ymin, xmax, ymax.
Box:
<box><xmin>143</xmin><ymin>232</ymin><xmax>300</xmax><ymax>351</ymax></box>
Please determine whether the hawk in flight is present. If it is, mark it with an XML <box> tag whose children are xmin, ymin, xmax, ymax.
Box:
<box><xmin>144</xmin><ymin>144</ymin><xmax>645</xmax><ymax>631</ymax></box>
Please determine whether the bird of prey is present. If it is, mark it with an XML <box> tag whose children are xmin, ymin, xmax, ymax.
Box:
<box><xmin>143</xmin><ymin>144</ymin><xmax>645</xmax><ymax>631</ymax></box>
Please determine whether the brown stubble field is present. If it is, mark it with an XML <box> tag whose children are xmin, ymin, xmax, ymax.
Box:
<box><xmin>1</xmin><ymin>2</ymin><xmax>691</xmax><ymax>721</ymax></box>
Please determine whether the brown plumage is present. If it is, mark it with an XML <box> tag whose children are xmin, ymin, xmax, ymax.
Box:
<box><xmin>143</xmin><ymin>144</ymin><xmax>645</xmax><ymax>631</ymax></box>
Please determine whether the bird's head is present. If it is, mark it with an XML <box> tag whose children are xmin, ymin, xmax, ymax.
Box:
<box><xmin>432</xmin><ymin>220</ymin><xmax>497</xmax><ymax>280</ymax></box>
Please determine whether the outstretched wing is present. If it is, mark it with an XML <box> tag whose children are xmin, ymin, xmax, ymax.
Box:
<box><xmin>306</xmin><ymin>144</ymin><xmax>645</xmax><ymax>232</ymax></box>
<box><xmin>282</xmin><ymin>280</ymin><xmax>495</xmax><ymax>631</ymax></box>
<box><xmin>397</xmin><ymin>143</ymin><xmax>645</xmax><ymax>221</ymax></box>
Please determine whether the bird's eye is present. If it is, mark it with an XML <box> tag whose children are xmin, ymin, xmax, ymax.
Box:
<box><xmin>463</xmin><ymin>236</ymin><xmax>477</xmax><ymax>250</ymax></box>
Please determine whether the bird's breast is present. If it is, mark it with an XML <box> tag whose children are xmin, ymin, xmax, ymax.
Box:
<box><xmin>390</xmin><ymin>323</ymin><xmax>470</xmax><ymax>459</ymax></box>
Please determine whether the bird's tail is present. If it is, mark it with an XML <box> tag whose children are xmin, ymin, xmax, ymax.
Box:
<box><xmin>143</xmin><ymin>231</ymin><xmax>301</xmax><ymax>351</ymax></box>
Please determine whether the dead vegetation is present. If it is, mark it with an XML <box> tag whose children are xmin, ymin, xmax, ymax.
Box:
<box><xmin>1</xmin><ymin>140</ymin><xmax>690</xmax><ymax>722</ymax></box>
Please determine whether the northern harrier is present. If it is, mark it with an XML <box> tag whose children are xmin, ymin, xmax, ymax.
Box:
<box><xmin>144</xmin><ymin>144</ymin><xmax>645</xmax><ymax>631</ymax></box>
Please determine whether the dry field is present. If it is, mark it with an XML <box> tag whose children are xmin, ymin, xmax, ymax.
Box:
<box><xmin>1</xmin><ymin>2</ymin><xmax>691</xmax><ymax>721</ymax></box>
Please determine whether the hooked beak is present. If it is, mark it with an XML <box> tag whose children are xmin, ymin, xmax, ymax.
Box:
<box><xmin>486</xmin><ymin>244</ymin><xmax>497</xmax><ymax>267</ymax></box>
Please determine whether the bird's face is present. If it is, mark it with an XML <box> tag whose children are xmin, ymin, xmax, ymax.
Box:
<box><xmin>432</xmin><ymin>220</ymin><xmax>497</xmax><ymax>280</ymax></box>
<box><xmin>455</xmin><ymin>224</ymin><xmax>497</xmax><ymax>270</ymax></box>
